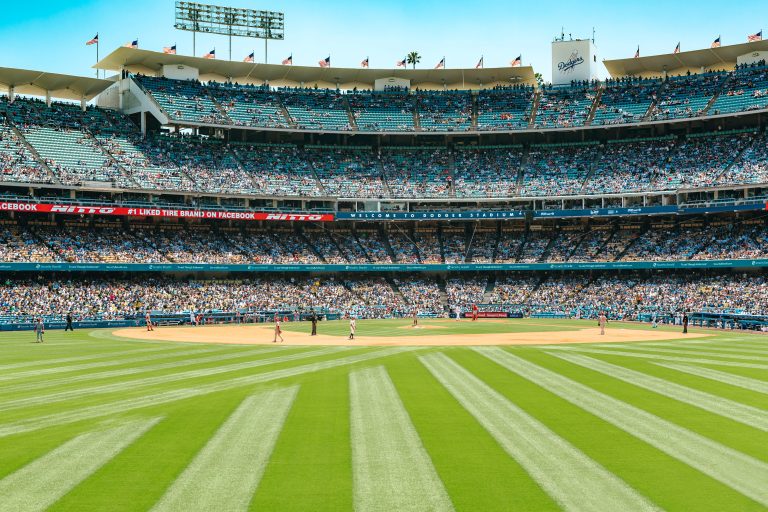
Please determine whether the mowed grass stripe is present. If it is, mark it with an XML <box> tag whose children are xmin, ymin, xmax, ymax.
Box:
<box><xmin>249</xmin><ymin>372</ymin><xmax>353</xmax><ymax>512</ymax></box>
<box><xmin>0</xmin><ymin>347</ymin><xmax>341</xmax><ymax>412</ymax></box>
<box><xmin>0</xmin><ymin>346</ymin><xmax>177</xmax><ymax>372</ymax></box>
<box><xmin>350</xmin><ymin>366</ymin><xmax>453</xmax><ymax>512</ymax></box>
<box><xmin>151</xmin><ymin>387</ymin><xmax>297</xmax><ymax>512</ymax></box>
<box><xmin>553</xmin><ymin>353</ymin><xmax>768</xmax><ymax>430</ymax></box>
<box><xmin>0</xmin><ymin>347</ymin><xmax>414</xmax><ymax>438</ymax></box>
<box><xmin>387</xmin><ymin>356</ymin><xmax>558</xmax><ymax>511</ymax></box>
<box><xmin>548</xmin><ymin>347</ymin><xmax>768</xmax><ymax>370</ymax></box>
<box><xmin>0</xmin><ymin>347</ymin><xmax>223</xmax><ymax>383</ymax></box>
<box><xmin>421</xmin><ymin>353</ymin><xmax>658</xmax><ymax>512</ymax></box>
<box><xmin>476</xmin><ymin>347</ymin><xmax>768</xmax><ymax>507</ymax></box>
<box><xmin>595</xmin><ymin>345</ymin><xmax>768</xmax><ymax>361</ymax></box>
<box><xmin>0</xmin><ymin>345</ymin><xmax>296</xmax><ymax>395</ymax></box>
<box><xmin>656</xmin><ymin>363</ymin><xmax>768</xmax><ymax>394</ymax></box>
<box><xmin>0</xmin><ymin>418</ymin><xmax>159</xmax><ymax>512</ymax></box>
<box><xmin>639</xmin><ymin>343</ymin><xmax>768</xmax><ymax>355</ymax></box>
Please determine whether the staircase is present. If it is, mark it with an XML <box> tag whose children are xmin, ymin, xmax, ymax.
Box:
<box><xmin>7</xmin><ymin>124</ymin><xmax>60</xmax><ymax>184</ymax></box>
<box><xmin>227</xmin><ymin>146</ymin><xmax>263</xmax><ymax>191</ymax></box>
<box><xmin>446</xmin><ymin>150</ymin><xmax>458</xmax><ymax>198</ymax></box>
<box><xmin>275</xmin><ymin>96</ymin><xmax>298</xmax><ymax>129</ymax></box>
<box><xmin>306</xmin><ymin>154</ymin><xmax>330</xmax><ymax>196</ymax></box>
<box><xmin>412</xmin><ymin>95</ymin><xmax>422</xmax><ymax>132</ymax></box>
<box><xmin>590</xmin><ymin>227</ymin><xmax>617</xmax><ymax>260</ymax></box>
<box><xmin>701</xmin><ymin>74</ymin><xmax>734</xmax><ymax>116</ymax></box>
<box><xmin>470</xmin><ymin>93</ymin><xmax>479</xmax><ymax>131</ymax></box>
<box><xmin>343</xmin><ymin>96</ymin><xmax>358</xmax><ymax>130</ymax></box>
<box><xmin>584</xmin><ymin>84</ymin><xmax>604</xmax><ymax>126</ymax></box>
<box><xmin>481</xmin><ymin>275</ymin><xmax>497</xmax><ymax>303</ymax></box>
<box><xmin>642</xmin><ymin>81</ymin><xmax>668</xmax><ymax>121</ymax></box>
<box><xmin>528</xmin><ymin>90</ymin><xmax>541</xmax><ymax>128</ymax></box>
<box><xmin>377</xmin><ymin>158</ymin><xmax>395</xmax><ymax>198</ymax></box>
<box><xmin>437</xmin><ymin>277</ymin><xmax>449</xmax><ymax>311</ymax></box>
<box><xmin>206</xmin><ymin>91</ymin><xmax>234</xmax><ymax>125</ymax></box>
<box><xmin>386</xmin><ymin>277</ymin><xmax>409</xmax><ymax>304</ymax></box>
<box><xmin>712</xmin><ymin>131</ymin><xmax>757</xmax><ymax>182</ymax></box>
<box><xmin>515</xmin><ymin>146</ymin><xmax>531</xmax><ymax>194</ymax></box>
<box><xmin>380</xmin><ymin>226</ymin><xmax>399</xmax><ymax>262</ymax></box>
<box><xmin>295</xmin><ymin>227</ymin><xmax>326</xmax><ymax>262</ymax></box>
<box><xmin>87</xmin><ymin>131</ymin><xmax>140</xmax><ymax>188</ymax></box>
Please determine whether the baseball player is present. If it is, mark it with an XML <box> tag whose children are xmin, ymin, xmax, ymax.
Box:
<box><xmin>145</xmin><ymin>311</ymin><xmax>154</xmax><ymax>332</ymax></box>
<box><xmin>349</xmin><ymin>317</ymin><xmax>356</xmax><ymax>340</ymax></box>
<box><xmin>34</xmin><ymin>318</ymin><xmax>45</xmax><ymax>343</ymax></box>
<box><xmin>598</xmin><ymin>312</ymin><xmax>608</xmax><ymax>335</ymax></box>
<box><xmin>274</xmin><ymin>317</ymin><xmax>284</xmax><ymax>343</ymax></box>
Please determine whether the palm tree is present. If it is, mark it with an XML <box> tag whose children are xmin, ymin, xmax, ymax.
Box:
<box><xmin>534</xmin><ymin>72</ymin><xmax>544</xmax><ymax>88</ymax></box>
<box><xmin>407</xmin><ymin>51</ymin><xmax>421</xmax><ymax>70</ymax></box>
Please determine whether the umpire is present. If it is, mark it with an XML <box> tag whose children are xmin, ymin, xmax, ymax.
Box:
<box><xmin>64</xmin><ymin>312</ymin><xmax>74</xmax><ymax>332</ymax></box>
<box><xmin>310</xmin><ymin>312</ymin><xmax>318</xmax><ymax>336</ymax></box>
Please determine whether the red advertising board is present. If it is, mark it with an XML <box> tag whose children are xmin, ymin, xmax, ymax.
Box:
<box><xmin>0</xmin><ymin>202</ymin><xmax>334</xmax><ymax>222</ymax></box>
<box><xmin>462</xmin><ymin>311</ymin><xmax>509</xmax><ymax>318</ymax></box>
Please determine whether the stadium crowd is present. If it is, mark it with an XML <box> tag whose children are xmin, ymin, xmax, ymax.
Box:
<box><xmin>1</xmin><ymin>218</ymin><xmax>766</xmax><ymax>265</ymax></box>
<box><xmin>2</xmin><ymin>273</ymin><xmax>766</xmax><ymax>326</ymax></box>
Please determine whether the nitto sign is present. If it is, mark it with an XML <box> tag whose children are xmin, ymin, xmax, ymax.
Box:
<box><xmin>558</xmin><ymin>51</ymin><xmax>585</xmax><ymax>74</ymax></box>
<box><xmin>50</xmin><ymin>205</ymin><xmax>116</xmax><ymax>214</ymax></box>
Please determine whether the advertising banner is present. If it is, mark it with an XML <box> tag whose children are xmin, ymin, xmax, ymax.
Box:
<box><xmin>0</xmin><ymin>202</ymin><xmax>334</xmax><ymax>222</ymax></box>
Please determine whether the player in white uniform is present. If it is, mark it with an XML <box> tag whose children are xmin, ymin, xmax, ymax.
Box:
<box><xmin>348</xmin><ymin>317</ymin><xmax>356</xmax><ymax>340</ymax></box>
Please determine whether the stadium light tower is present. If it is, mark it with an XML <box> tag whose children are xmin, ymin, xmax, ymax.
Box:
<box><xmin>174</xmin><ymin>1</ymin><xmax>284</xmax><ymax>62</ymax></box>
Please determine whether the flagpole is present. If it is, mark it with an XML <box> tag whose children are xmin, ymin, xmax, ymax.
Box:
<box><xmin>96</xmin><ymin>33</ymin><xmax>99</xmax><ymax>79</ymax></box>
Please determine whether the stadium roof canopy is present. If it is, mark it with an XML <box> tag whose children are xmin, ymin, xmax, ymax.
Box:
<box><xmin>0</xmin><ymin>67</ymin><xmax>113</xmax><ymax>101</ymax></box>
<box><xmin>95</xmin><ymin>47</ymin><xmax>536</xmax><ymax>89</ymax></box>
<box><xmin>604</xmin><ymin>40</ymin><xmax>768</xmax><ymax>78</ymax></box>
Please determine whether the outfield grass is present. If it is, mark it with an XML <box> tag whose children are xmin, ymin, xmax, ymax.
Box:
<box><xmin>280</xmin><ymin>317</ymin><xmax>592</xmax><ymax>337</ymax></box>
<box><xmin>0</xmin><ymin>321</ymin><xmax>766</xmax><ymax>511</ymax></box>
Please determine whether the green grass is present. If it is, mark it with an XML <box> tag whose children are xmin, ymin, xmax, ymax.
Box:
<box><xmin>281</xmin><ymin>317</ymin><xmax>614</xmax><ymax>337</ymax></box>
<box><xmin>0</xmin><ymin>321</ymin><xmax>766</xmax><ymax>511</ymax></box>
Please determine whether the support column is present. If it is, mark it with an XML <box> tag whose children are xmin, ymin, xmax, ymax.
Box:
<box><xmin>45</xmin><ymin>91</ymin><xmax>51</xmax><ymax>107</ymax></box>
<box><xmin>80</xmin><ymin>96</ymin><xmax>87</xmax><ymax>112</ymax></box>
<box><xmin>141</xmin><ymin>111</ymin><xmax>147</xmax><ymax>135</ymax></box>
<box><xmin>8</xmin><ymin>85</ymin><xmax>15</xmax><ymax>103</ymax></box>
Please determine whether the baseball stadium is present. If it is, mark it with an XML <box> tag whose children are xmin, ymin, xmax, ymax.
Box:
<box><xmin>1</xmin><ymin>1</ymin><xmax>768</xmax><ymax>510</ymax></box>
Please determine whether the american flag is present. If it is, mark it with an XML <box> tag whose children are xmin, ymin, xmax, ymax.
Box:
<box><xmin>203</xmin><ymin>49</ymin><xmax>215</xmax><ymax>59</ymax></box>
<box><xmin>244</xmin><ymin>52</ymin><xmax>254</xmax><ymax>63</ymax></box>
<box><xmin>748</xmin><ymin>30</ymin><xmax>763</xmax><ymax>42</ymax></box>
<box><xmin>86</xmin><ymin>34</ymin><xmax>99</xmax><ymax>46</ymax></box>
<box><xmin>319</xmin><ymin>56</ymin><xmax>330</xmax><ymax>68</ymax></box>
<box><xmin>282</xmin><ymin>55</ymin><xmax>293</xmax><ymax>65</ymax></box>
<box><xmin>511</xmin><ymin>55</ymin><xmax>522</xmax><ymax>67</ymax></box>
<box><xmin>124</xmin><ymin>39</ymin><xmax>138</xmax><ymax>49</ymax></box>
<box><xmin>435</xmin><ymin>57</ymin><xmax>445</xmax><ymax>69</ymax></box>
<box><xmin>711</xmin><ymin>36</ymin><xmax>721</xmax><ymax>48</ymax></box>
<box><xmin>634</xmin><ymin>46</ymin><xmax>640</xmax><ymax>58</ymax></box>
<box><xmin>361</xmin><ymin>57</ymin><xmax>369</xmax><ymax>68</ymax></box>
<box><xmin>163</xmin><ymin>45</ymin><xmax>177</xmax><ymax>55</ymax></box>
<box><xmin>396</xmin><ymin>57</ymin><xmax>406</xmax><ymax>67</ymax></box>
<box><xmin>475</xmin><ymin>56</ymin><xmax>483</xmax><ymax>69</ymax></box>
<box><xmin>673</xmin><ymin>42</ymin><xmax>680</xmax><ymax>54</ymax></box>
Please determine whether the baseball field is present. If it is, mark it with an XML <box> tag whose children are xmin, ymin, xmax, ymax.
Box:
<box><xmin>1</xmin><ymin>318</ymin><xmax>767</xmax><ymax>511</ymax></box>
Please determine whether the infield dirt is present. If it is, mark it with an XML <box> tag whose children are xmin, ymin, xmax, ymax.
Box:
<box><xmin>113</xmin><ymin>323</ymin><xmax>708</xmax><ymax>346</ymax></box>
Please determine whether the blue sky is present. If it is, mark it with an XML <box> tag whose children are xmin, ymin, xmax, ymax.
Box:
<box><xmin>0</xmin><ymin>0</ymin><xmax>766</xmax><ymax>81</ymax></box>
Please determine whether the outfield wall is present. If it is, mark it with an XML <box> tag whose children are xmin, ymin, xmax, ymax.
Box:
<box><xmin>1</xmin><ymin>259</ymin><xmax>766</xmax><ymax>273</ymax></box>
